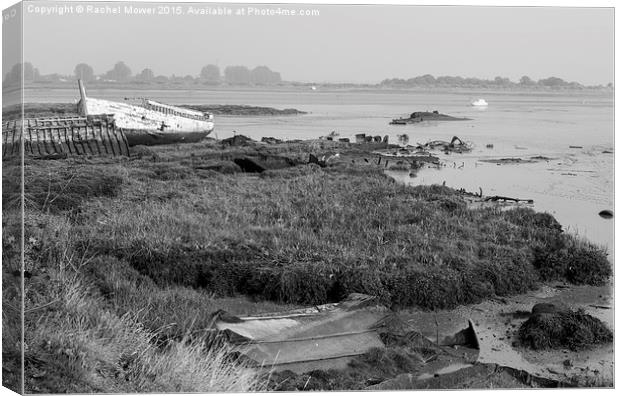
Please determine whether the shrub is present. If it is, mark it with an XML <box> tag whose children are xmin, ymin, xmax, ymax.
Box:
<box><xmin>535</xmin><ymin>235</ymin><xmax>611</xmax><ymax>285</ymax></box>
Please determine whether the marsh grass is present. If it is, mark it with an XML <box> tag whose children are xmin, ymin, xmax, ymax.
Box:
<box><xmin>9</xmin><ymin>140</ymin><xmax>612</xmax><ymax>392</ymax></box>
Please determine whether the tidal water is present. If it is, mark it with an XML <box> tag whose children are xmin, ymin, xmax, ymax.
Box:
<box><xmin>23</xmin><ymin>86</ymin><xmax>614</xmax><ymax>250</ymax></box>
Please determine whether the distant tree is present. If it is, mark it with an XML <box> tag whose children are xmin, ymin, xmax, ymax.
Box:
<box><xmin>104</xmin><ymin>61</ymin><xmax>132</xmax><ymax>82</ymax></box>
<box><xmin>250</xmin><ymin>66</ymin><xmax>281</xmax><ymax>84</ymax></box>
<box><xmin>416</xmin><ymin>74</ymin><xmax>436</xmax><ymax>85</ymax></box>
<box><xmin>538</xmin><ymin>76</ymin><xmax>566</xmax><ymax>87</ymax></box>
<box><xmin>3</xmin><ymin>62</ymin><xmax>39</xmax><ymax>86</ymax></box>
<box><xmin>23</xmin><ymin>62</ymin><xmax>39</xmax><ymax>82</ymax></box>
<box><xmin>153</xmin><ymin>75</ymin><xmax>169</xmax><ymax>84</ymax></box>
<box><xmin>200</xmin><ymin>64</ymin><xmax>221</xmax><ymax>82</ymax></box>
<box><xmin>437</xmin><ymin>76</ymin><xmax>465</xmax><ymax>86</ymax></box>
<box><xmin>607</xmin><ymin>82</ymin><xmax>614</xmax><ymax>89</ymax></box>
<box><xmin>136</xmin><ymin>68</ymin><xmax>155</xmax><ymax>82</ymax></box>
<box><xmin>74</xmin><ymin>63</ymin><xmax>95</xmax><ymax>82</ymax></box>
<box><xmin>224</xmin><ymin>66</ymin><xmax>251</xmax><ymax>84</ymax></box>
<box><xmin>494</xmin><ymin>76</ymin><xmax>511</xmax><ymax>86</ymax></box>
<box><xmin>380</xmin><ymin>78</ymin><xmax>406</xmax><ymax>86</ymax></box>
<box><xmin>519</xmin><ymin>75</ymin><xmax>535</xmax><ymax>86</ymax></box>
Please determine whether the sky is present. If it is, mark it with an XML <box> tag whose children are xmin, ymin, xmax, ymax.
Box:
<box><xmin>10</xmin><ymin>1</ymin><xmax>615</xmax><ymax>85</ymax></box>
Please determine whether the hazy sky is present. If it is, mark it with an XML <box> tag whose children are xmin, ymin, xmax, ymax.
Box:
<box><xmin>17</xmin><ymin>1</ymin><xmax>614</xmax><ymax>84</ymax></box>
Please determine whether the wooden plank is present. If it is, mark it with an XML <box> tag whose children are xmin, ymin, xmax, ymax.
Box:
<box><xmin>55</xmin><ymin>127</ymin><xmax>67</xmax><ymax>154</ymax></box>
<box><xmin>92</xmin><ymin>125</ymin><xmax>103</xmax><ymax>155</ymax></box>
<box><xmin>119</xmin><ymin>128</ymin><xmax>130</xmax><ymax>156</ymax></box>
<box><xmin>2</xmin><ymin>122</ymin><xmax>8</xmax><ymax>157</ymax></box>
<box><xmin>26</xmin><ymin>122</ymin><xmax>34</xmax><ymax>155</ymax></box>
<box><xmin>99</xmin><ymin>122</ymin><xmax>110</xmax><ymax>155</ymax></box>
<box><xmin>11</xmin><ymin>120</ymin><xmax>18</xmax><ymax>156</ymax></box>
<box><xmin>63</xmin><ymin>127</ymin><xmax>73</xmax><ymax>155</ymax></box>
<box><xmin>104</xmin><ymin>121</ymin><xmax>116</xmax><ymax>156</ymax></box>
<box><xmin>72</xmin><ymin>125</ymin><xmax>84</xmax><ymax>155</ymax></box>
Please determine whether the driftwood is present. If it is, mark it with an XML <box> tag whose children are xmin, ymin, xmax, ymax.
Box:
<box><xmin>455</xmin><ymin>187</ymin><xmax>534</xmax><ymax>205</ymax></box>
<box><xmin>484</xmin><ymin>196</ymin><xmax>534</xmax><ymax>204</ymax></box>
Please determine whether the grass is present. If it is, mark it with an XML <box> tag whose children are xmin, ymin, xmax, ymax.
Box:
<box><xmin>518</xmin><ymin>308</ymin><xmax>613</xmax><ymax>351</ymax></box>
<box><xmin>3</xmin><ymin>139</ymin><xmax>612</xmax><ymax>392</ymax></box>
<box><xmin>2</xmin><ymin>160</ymin><xmax>23</xmax><ymax>393</ymax></box>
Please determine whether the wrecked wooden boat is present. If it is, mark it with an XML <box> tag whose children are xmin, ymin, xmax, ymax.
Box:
<box><xmin>390</xmin><ymin>111</ymin><xmax>471</xmax><ymax>125</ymax></box>
<box><xmin>213</xmin><ymin>293</ymin><xmax>480</xmax><ymax>375</ymax></box>
<box><xmin>2</xmin><ymin>115</ymin><xmax>130</xmax><ymax>159</ymax></box>
<box><xmin>77</xmin><ymin>80</ymin><xmax>214</xmax><ymax>146</ymax></box>
<box><xmin>214</xmin><ymin>294</ymin><xmax>390</xmax><ymax>373</ymax></box>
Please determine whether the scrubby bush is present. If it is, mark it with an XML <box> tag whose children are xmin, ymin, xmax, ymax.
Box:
<box><xmin>534</xmin><ymin>235</ymin><xmax>611</xmax><ymax>285</ymax></box>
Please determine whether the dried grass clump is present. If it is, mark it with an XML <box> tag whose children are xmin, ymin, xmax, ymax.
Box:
<box><xmin>518</xmin><ymin>308</ymin><xmax>612</xmax><ymax>351</ymax></box>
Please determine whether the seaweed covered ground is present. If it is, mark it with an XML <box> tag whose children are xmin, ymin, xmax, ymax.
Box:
<box><xmin>2</xmin><ymin>138</ymin><xmax>612</xmax><ymax>392</ymax></box>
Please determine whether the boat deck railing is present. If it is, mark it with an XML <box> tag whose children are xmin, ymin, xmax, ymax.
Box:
<box><xmin>133</xmin><ymin>99</ymin><xmax>212</xmax><ymax>122</ymax></box>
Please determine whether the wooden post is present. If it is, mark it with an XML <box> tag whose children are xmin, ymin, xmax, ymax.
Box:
<box><xmin>78</xmin><ymin>79</ymin><xmax>88</xmax><ymax>116</ymax></box>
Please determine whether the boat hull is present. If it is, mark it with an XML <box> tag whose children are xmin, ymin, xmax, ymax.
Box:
<box><xmin>81</xmin><ymin>97</ymin><xmax>214</xmax><ymax>132</ymax></box>
<box><xmin>122</xmin><ymin>129</ymin><xmax>212</xmax><ymax>146</ymax></box>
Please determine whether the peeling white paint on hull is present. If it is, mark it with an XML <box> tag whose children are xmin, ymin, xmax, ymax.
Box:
<box><xmin>80</xmin><ymin>97</ymin><xmax>214</xmax><ymax>133</ymax></box>
<box><xmin>76</xmin><ymin>80</ymin><xmax>214</xmax><ymax>145</ymax></box>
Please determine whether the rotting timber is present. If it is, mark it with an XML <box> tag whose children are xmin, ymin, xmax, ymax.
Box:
<box><xmin>2</xmin><ymin>115</ymin><xmax>130</xmax><ymax>159</ymax></box>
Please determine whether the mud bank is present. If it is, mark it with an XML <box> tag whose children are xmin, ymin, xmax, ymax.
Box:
<box><xmin>2</xmin><ymin>102</ymin><xmax>306</xmax><ymax>120</ymax></box>
<box><xmin>399</xmin><ymin>281</ymin><xmax>613</xmax><ymax>387</ymax></box>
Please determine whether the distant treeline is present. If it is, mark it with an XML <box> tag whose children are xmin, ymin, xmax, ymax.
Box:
<box><xmin>3</xmin><ymin>62</ymin><xmax>612</xmax><ymax>90</ymax></box>
<box><xmin>2</xmin><ymin>61</ymin><xmax>282</xmax><ymax>87</ymax></box>
<box><xmin>380</xmin><ymin>74</ymin><xmax>612</xmax><ymax>90</ymax></box>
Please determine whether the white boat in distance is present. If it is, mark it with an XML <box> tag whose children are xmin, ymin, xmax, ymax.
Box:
<box><xmin>77</xmin><ymin>80</ymin><xmax>214</xmax><ymax>146</ymax></box>
<box><xmin>471</xmin><ymin>98</ymin><xmax>489</xmax><ymax>107</ymax></box>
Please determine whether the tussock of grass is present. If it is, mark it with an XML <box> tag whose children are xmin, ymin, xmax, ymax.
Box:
<box><xmin>16</xmin><ymin>160</ymin><xmax>125</xmax><ymax>213</ymax></box>
<box><xmin>518</xmin><ymin>308</ymin><xmax>613</xmax><ymax>351</ymax></box>
<box><xmin>534</xmin><ymin>236</ymin><xmax>611</xmax><ymax>286</ymax></box>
